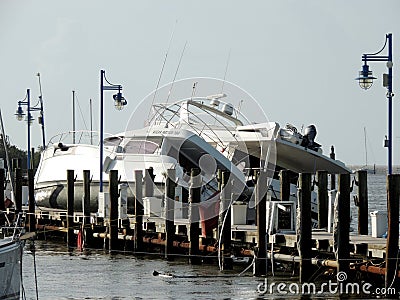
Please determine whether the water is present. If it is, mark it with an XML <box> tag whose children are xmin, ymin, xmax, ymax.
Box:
<box><xmin>21</xmin><ymin>247</ymin><xmax>264</xmax><ymax>299</ymax></box>
<box><xmin>21</xmin><ymin>173</ymin><xmax>389</xmax><ymax>299</ymax></box>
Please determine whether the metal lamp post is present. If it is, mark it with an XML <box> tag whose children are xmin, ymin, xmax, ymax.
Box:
<box><xmin>15</xmin><ymin>89</ymin><xmax>31</xmax><ymax>169</ymax></box>
<box><xmin>356</xmin><ymin>33</ymin><xmax>393</xmax><ymax>174</ymax></box>
<box><xmin>99</xmin><ymin>69</ymin><xmax>127</xmax><ymax>192</ymax></box>
<box><xmin>15</xmin><ymin>88</ymin><xmax>46</xmax><ymax>169</ymax></box>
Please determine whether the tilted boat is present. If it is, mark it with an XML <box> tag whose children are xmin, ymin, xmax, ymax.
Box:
<box><xmin>34</xmin><ymin>81</ymin><xmax>350</xmax><ymax>216</ymax></box>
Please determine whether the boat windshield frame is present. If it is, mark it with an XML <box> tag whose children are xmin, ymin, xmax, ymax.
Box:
<box><xmin>148</xmin><ymin>97</ymin><xmax>248</xmax><ymax>128</ymax></box>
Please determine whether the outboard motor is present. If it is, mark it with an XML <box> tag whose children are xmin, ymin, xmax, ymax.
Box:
<box><xmin>57</xmin><ymin>142</ymin><xmax>70</xmax><ymax>151</ymax></box>
<box><xmin>305</xmin><ymin>125</ymin><xmax>317</xmax><ymax>144</ymax></box>
<box><xmin>301</xmin><ymin>125</ymin><xmax>320</xmax><ymax>151</ymax></box>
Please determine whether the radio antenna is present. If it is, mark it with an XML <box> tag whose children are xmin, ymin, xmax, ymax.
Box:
<box><xmin>36</xmin><ymin>72</ymin><xmax>46</xmax><ymax>148</ymax></box>
<box><xmin>165</xmin><ymin>41</ymin><xmax>187</xmax><ymax>104</ymax></box>
<box><xmin>147</xmin><ymin>20</ymin><xmax>177</xmax><ymax>119</ymax></box>
<box><xmin>220</xmin><ymin>49</ymin><xmax>231</xmax><ymax>93</ymax></box>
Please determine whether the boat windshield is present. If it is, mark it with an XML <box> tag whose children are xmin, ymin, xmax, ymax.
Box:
<box><xmin>104</xmin><ymin>136</ymin><xmax>123</xmax><ymax>147</ymax></box>
<box><xmin>123</xmin><ymin>140</ymin><xmax>159</xmax><ymax>154</ymax></box>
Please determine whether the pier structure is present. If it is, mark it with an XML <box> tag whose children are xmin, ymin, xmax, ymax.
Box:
<box><xmin>5</xmin><ymin>166</ymin><xmax>400</xmax><ymax>292</ymax></box>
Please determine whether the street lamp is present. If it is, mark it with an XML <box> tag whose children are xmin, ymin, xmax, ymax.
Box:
<box><xmin>99</xmin><ymin>70</ymin><xmax>127</xmax><ymax>192</ymax></box>
<box><xmin>15</xmin><ymin>89</ymin><xmax>46</xmax><ymax>169</ymax></box>
<box><xmin>15</xmin><ymin>89</ymin><xmax>31</xmax><ymax>169</ymax></box>
<box><xmin>356</xmin><ymin>33</ymin><xmax>393</xmax><ymax>174</ymax></box>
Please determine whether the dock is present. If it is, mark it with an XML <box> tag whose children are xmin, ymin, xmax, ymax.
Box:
<box><xmin>2</xmin><ymin>167</ymin><xmax>400</xmax><ymax>295</ymax></box>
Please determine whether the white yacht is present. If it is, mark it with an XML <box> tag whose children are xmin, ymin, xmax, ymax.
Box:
<box><xmin>34</xmin><ymin>126</ymin><xmax>247</xmax><ymax>211</ymax></box>
<box><xmin>34</xmin><ymin>82</ymin><xmax>349</xmax><ymax>214</ymax></box>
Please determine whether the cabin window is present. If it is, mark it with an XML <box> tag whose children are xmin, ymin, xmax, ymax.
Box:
<box><xmin>104</xmin><ymin>137</ymin><xmax>122</xmax><ymax>147</ymax></box>
<box><xmin>124</xmin><ymin>140</ymin><xmax>159</xmax><ymax>154</ymax></box>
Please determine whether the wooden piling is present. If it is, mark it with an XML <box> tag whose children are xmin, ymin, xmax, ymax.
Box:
<box><xmin>385</xmin><ymin>174</ymin><xmax>400</xmax><ymax>291</ymax></box>
<box><xmin>144</xmin><ymin>168</ymin><xmax>154</xmax><ymax>197</ymax></box>
<box><xmin>67</xmin><ymin>170</ymin><xmax>75</xmax><ymax>249</ymax></box>
<box><xmin>297</xmin><ymin>173</ymin><xmax>312</xmax><ymax>283</ymax></box>
<box><xmin>165</xmin><ymin>169</ymin><xmax>176</xmax><ymax>260</ymax></box>
<box><xmin>254</xmin><ymin>170</ymin><xmax>267</xmax><ymax>276</ymax></box>
<box><xmin>31</xmin><ymin>147</ymin><xmax>35</xmax><ymax>169</ymax></box>
<box><xmin>83</xmin><ymin>170</ymin><xmax>91</xmax><ymax>247</ymax></box>
<box><xmin>220</xmin><ymin>171</ymin><xmax>233</xmax><ymax>270</ymax></box>
<box><xmin>189</xmin><ymin>168</ymin><xmax>201</xmax><ymax>265</ymax></box>
<box><xmin>356</xmin><ymin>170</ymin><xmax>368</xmax><ymax>235</ymax></box>
<box><xmin>28</xmin><ymin>169</ymin><xmax>36</xmax><ymax>232</ymax></box>
<box><xmin>279</xmin><ymin>170</ymin><xmax>290</xmax><ymax>202</ymax></box>
<box><xmin>109</xmin><ymin>170</ymin><xmax>119</xmax><ymax>253</ymax></box>
<box><xmin>11</xmin><ymin>159</ymin><xmax>20</xmax><ymax>192</ymax></box>
<box><xmin>15</xmin><ymin>168</ymin><xmax>22</xmax><ymax>216</ymax></box>
<box><xmin>330</xmin><ymin>146</ymin><xmax>336</xmax><ymax>190</ymax></box>
<box><xmin>335</xmin><ymin>173</ymin><xmax>350</xmax><ymax>279</ymax></box>
<box><xmin>182</xmin><ymin>185</ymin><xmax>189</xmax><ymax>219</ymax></box>
<box><xmin>134</xmin><ymin>170</ymin><xmax>144</xmax><ymax>254</ymax></box>
<box><xmin>317</xmin><ymin>171</ymin><xmax>328</xmax><ymax>229</ymax></box>
<box><xmin>0</xmin><ymin>168</ymin><xmax>5</xmax><ymax>226</ymax></box>
<box><xmin>12</xmin><ymin>158</ymin><xmax>21</xmax><ymax>170</ymax></box>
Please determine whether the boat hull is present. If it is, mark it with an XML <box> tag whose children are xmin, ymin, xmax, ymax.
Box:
<box><xmin>0</xmin><ymin>239</ymin><xmax>23</xmax><ymax>300</ymax></box>
<box><xmin>34</xmin><ymin>180</ymin><xmax>164</xmax><ymax>212</ymax></box>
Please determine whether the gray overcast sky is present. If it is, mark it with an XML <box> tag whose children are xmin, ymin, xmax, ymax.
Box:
<box><xmin>0</xmin><ymin>0</ymin><xmax>399</xmax><ymax>166</ymax></box>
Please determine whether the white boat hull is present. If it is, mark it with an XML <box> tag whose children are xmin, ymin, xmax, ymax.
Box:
<box><xmin>0</xmin><ymin>238</ymin><xmax>23</xmax><ymax>300</ymax></box>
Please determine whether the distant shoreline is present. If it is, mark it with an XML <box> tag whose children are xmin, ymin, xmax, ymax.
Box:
<box><xmin>347</xmin><ymin>165</ymin><xmax>400</xmax><ymax>175</ymax></box>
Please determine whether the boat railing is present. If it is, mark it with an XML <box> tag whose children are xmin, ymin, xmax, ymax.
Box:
<box><xmin>0</xmin><ymin>211</ymin><xmax>25</xmax><ymax>241</ymax></box>
<box><xmin>148</xmin><ymin>97</ymin><xmax>247</xmax><ymax>150</ymax></box>
<box><xmin>47</xmin><ymin>130</ymin><xmax>116</xmax><ymax>147</ymax></box>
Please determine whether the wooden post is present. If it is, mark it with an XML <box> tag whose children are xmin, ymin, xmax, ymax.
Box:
<box><xmin>182</xmin><ymin>187</ymin><xmax>189</xmax><ymax>219</ymax></box>
<box><xmin>109</xmin><ymin>170</ymin><xmax>119</xmax><ymax>253</ymax></box>
<box><xmin>317</xmin><ymin>171</ymin><xmax>328</xmax><ymax>229</ymax></box>
<box><xmin>279</xmin><ymin>170</ymin><xmax>290</xmax><ymax>201</ymax></box>
<box><xmin>12</xmin><ymin>158</ymin><xmax>21</xmax><ymax>170</ymax></box>
<box><xmin>67</xmin><ymin>170</ymin><xmax>75</xmax><ymax>249</ymax></box>
<box><xmin>385</xmin><ymin>174</ymin><xmax>400</xmax><ymax>291</ymax></box>
<box><xmin>355</xmin><ymin>170</ymin><xmax>368</xmax><ymax>235</ymax></box>
<box><xmin>31</xmin><ymin>147</ymin><xmax>35</xmax><ymax>169</ymax></box>
<box><xmin>335</xmin><ymin>173</ymin><xmax>350</xmax><ymax>280</ymax></box>
<box><xmin>165</xmin><ymin>169</ymin><xmax>176</xmax><ymax>260</ymax></box>
<box><xmin>254</xmin><ymin>170</ymin><xmax>267</xmax><ymax>276</ymax></box>
<box><xmin>189</xmin><ymin>168</ymin><xmax>201</xmax><ymax>265</ymax></box>
<box><xmin>134</xmin><ymin>170</ymin><xmax>144</xmax><ymax>254</ymax></box>
<box><xmin>220</xmin><ymin>171</ymin><xmax>233</xmax><ymax>270</ymax></box>
<box><xmin>144</xmin><ymin>168</ymin><xmax>154</xmax><ymax>197</ymax></box>
<box><xmin>297</xmin><ymin>173</ymin><xmax>312</xmax><ymax>283</ymax></box>
<box><xmin>0</xmin><ymin>169</ymin><xmax>5</xmax><ymax>226</ymax></box>
<box><xmin>11</xmin><ymin>159</ymin><xmax>20</xmax><ymax>192</ymax></box>
<box><xmin>83</xmin><ymin>170</ymin><xmax>92</xmax><ymax>248</ymax></box>
<box><xmin>28</xmin><ymin>169</ymin><xmax>36</xmax><ymax>232</ymax></box>
<box><xmin>14</xmin><ymin>168</ymin><xmax>22</xmax><ymax>218</ymax></box>
<box><xmin>330</xmin><ymin>146</ymin><xmax>336</xmax><ymax>190</ymax></box>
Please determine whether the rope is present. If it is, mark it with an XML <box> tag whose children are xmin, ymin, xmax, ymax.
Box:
<box><xmin>217</xmin><ymin>189</ymin><xmax>235</xmax><ymax>271</ymax></box>
<box><xmin>32</xmin><ymin>239</ymin><xmax>39</xmax><ymax>300</ymax></box>
<box><xmin>20</xmin><ymin>240</ymin><xmax>26</xmax><ymax>300</ymax></box>
<box><xmin>388</xmin><ymin>249</ymin><xmax>400</xmax><ymax>290</ymax></box>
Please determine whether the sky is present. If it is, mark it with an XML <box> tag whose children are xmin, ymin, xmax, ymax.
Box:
<box><xmin>0</xmin><ymin>0</ymin><xmax>399</xmax><ymax>166</ymax></box>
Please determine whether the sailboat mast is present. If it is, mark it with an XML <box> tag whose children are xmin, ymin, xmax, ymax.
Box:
<box><xmin>364</xmin><ymin>127</ymin><xmax>368</xmax><ymax>167</ymax></box>
<box><xmin>90</xmin><ymin>98</ymin><xmax>93</xmax><ymax>145</ymax></box>
<box><xmin>72</xmin><ymin>90</ymin><xmax>76</xmax><ymax>144</ymax></box>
